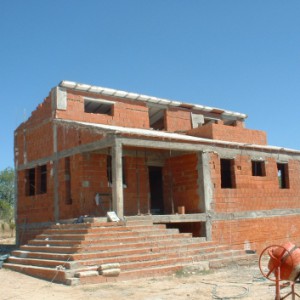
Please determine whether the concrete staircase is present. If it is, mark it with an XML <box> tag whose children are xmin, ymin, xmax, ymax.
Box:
<box><xmin>4</xmin><ymin>217</ymin><xmax>256</xmax><ymax>285</ymax></box>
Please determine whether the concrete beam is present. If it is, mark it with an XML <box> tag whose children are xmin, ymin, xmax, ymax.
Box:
<box><xmin>212</xmin><ymin>208</ymin><xmax>300</xmax><ymax>221</ymax></box>
<box><xmin>17</xmin><ymin>135</ymin><xmax>115</xmax><ymax>171</ymax></box>
<box><xmin>151</xmin><ymin>213</ymin><xmax>207</xmax><ymax>223</ymax></box>
<box><xmin>118</xmin><ymin>137</ymin><xmax>300</xmax><ymax>161</ymax></box>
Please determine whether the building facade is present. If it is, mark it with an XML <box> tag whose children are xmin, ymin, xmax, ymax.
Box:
<box><xmin>14</xmin><ymin>81</ymin><xmax>300</xmax><ymax>251</ymax></box>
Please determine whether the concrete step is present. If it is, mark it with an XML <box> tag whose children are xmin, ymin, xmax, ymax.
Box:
<box><xmin>52</xmin><ymin>221</ymin><xmax>126</xmax><ymax>229</ymax></box>
<box><xmin>20</xmin><ymin>244</ymin><xmax>80</xmax><ymax>254</ymax></box>
<box><xmin>29</xmin><ymin>233</ymin><xmax>200</xmax><ymax>247</ymax></box>
<box><xmin>75</xmin><ymin>265</ymin><xmax>183</xmax><ymax>285</ymax></box>
<box><xmin>43</xmin><ymin>227</ymin><xmax>132</xmax><ymax>235</ymax></box>
<box><xmin>11</xmin><ymin>250</ymin><xmax>75</xmax><ymax>261</ymax></box>
<box><xmin>28</xmin><ymin>235</ymin><xmax>200</xmax><ymax>252</ymax></box>
<box><xmin>3</xmin><ymin>263</ymin><xmax>73</xmax><ymax>283</ymax></box>
<box><xmin>39</xmin><ymin>228</ymin><xmax>180</xmax><ymax>239</ymax></box>
<box><xmin>6</xmin><ymin>256</ymin><xmax>77</xmax><ymax>269</ymax></box>
<box><xmin>70</xmin><ymin>241</ymin><xmax>224</xmax><ymax>260</ymax></box>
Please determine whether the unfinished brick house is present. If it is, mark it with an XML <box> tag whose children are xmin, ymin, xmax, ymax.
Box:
<box><xmin>6</xmin><ymin>80</ymin><xmax>300</xmax><ymax>284</ymax></box>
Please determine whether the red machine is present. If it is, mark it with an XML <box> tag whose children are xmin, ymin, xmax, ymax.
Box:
<box><xmin>259</xmin><ymin>242</ymin><xmax>300</xmax><ymax>300</ymax></box>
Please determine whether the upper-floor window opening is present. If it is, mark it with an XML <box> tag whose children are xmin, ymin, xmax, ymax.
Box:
<box><xmin>148</xmin><ymin>106</ymin><xmax>165</xmax><ymax>130</ymax></box>
<box><xmin>223</xmin><ymin>119</ymin><xmax>236</xmax><ymax>126</ymax></box>
<box><xmin>220</xmin><ymin>158</ymin><xmax>236</xmax><ymax>188</ymax></box>
<box><xmin>204</xmin><ymin>117</ymin><xmax>219</xmax><ymax>126</ymax></box>
<box><xmin>252</xmin><ymin>160</ymin><xmax>266</xmax><ymax>177</ymax></box>
<box><xmin>277</xmin><ymin>163</ymin><xmax>289</xmax><ymax>189</ymax></box>
<box><xmin>84</xmin><ymin>98</ymin><xmax>114</xmax><ymax>115</ymax></box>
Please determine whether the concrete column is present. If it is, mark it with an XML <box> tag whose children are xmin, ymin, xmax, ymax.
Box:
<box><xmin>53</xmin><ymin>124</ymin><xmax>59</xmax><ymax>222</ymax></box>
<box><xmin>112</xmin><ymin>141</ymin><xmax>124</xmax><ymax>218</ymax></box>
<box><xmin>197</xmin><ymin>152</ymin><xmax>213</xmax><ymax>240</ymax></box>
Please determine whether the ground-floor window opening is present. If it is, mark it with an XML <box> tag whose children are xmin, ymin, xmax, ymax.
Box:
<box><xmin>26</xmin><ymin>168</ymin><xmax>35</xmax><ymax>196</ymax></box>
<box><xmin>148</xmin><ymin>166</ymin><xmax>164</xmax><ymax>214</ymax></box>
<box><xmin>252</xmin><ymin>160</ymin><xmax>266</xmax><ymax>176</ymax></box>
<box><xmin>65</xmin><ymin>157</ymin><xmax>72</xmax><ymax>204</ymax></box>
<box><xmin>37</xmin><ymin>165</ymin><xmax>47</xmax><ymax>194</ymax></box>
<box><xmin>220</xmin><ymin>158</ymin><xmax>236</xmax><ymax>188</ymax></box>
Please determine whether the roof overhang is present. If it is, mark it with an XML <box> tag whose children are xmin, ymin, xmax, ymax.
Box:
<box><xmin>54</xmin><ymin>119</ymin><xmax>300</xmax><ymax>155</ymax></box>
<box><xmin>59</xmin><ymin>80</ymin><xmax>248</xmax><ymax>121</ymax></box>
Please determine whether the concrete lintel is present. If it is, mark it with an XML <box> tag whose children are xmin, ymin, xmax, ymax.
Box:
<box><xmin>150</xmin><ymin>208</ymin><xmax>300</xmax><ymax>224</ymax></box>
<box><xmin>212</xmin><ymin>208</ymin><xmax>300</xmax><ymax>221</ymax></box>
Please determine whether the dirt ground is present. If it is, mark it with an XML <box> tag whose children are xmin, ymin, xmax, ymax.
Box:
<box><xmin>1</xmin><ymin>236</ymin><xmax>298</xmax><ymax>300</ymax></box>
<box><xmin>1</xmin><ymin>258</ymin><xmax>295</xmax><ymax>300</ymax></box>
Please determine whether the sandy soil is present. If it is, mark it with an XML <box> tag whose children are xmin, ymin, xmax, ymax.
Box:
<box><xmin>0</xmin><ymin>236</ymin><xmax>297</xmax><ymax>300</ymax></box>
<box><xmin>1</xmin><ymin>262</ymin><xmax>292</xmax><ymax>300</ymax></box>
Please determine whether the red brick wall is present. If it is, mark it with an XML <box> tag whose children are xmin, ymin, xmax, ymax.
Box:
<box><xmin>165</xmin><ymin>108</ymin><xmax>192</xmax><ymax>132</ymax></box>
<box><xmin>57</xmin><ymin>153</ymin><xmax>150</xmax><ymax>219</ymax></box>
<box><xmin>56</xmin><ymin>90</ymin><xmax>150</xmax><ymax>129</ymax></box>
<box><xmin>15</xmin><ymin>95</ymin><xmax>53</xmax><ymax>165</ymax></box>
<box><xmin>187</xmin><ymin>123</ymin><xmax>267</xmax><ymax>145</ymax></box>
<box><xmin>17</xmin><ymin>162</ymin><xmax>54</xmax><ymax>225</ymax></box>
<box><xmin>163</xmin><ymin>153</ymin><xmax>201</xmax><ymax>214</ymax></box>
<box><xmin>123</xmin><ymin>156</ymin><xmax>150</xmax><ymax>215</ymax></box>
<box><xmin>23</xmin><ymin>96</ymin><xmax>53</xmax><ymax>128</ymax></box>
<box><xmin>56</xmin><ymin>123</ymin><xmax>105</xmax><ymax>152</ymax></box>
<box><xmin>210</xmin><ymin>153</ymin><xmax>300</xmax><ymax>213</ymax></box>
<box><xmin>25</xmin><ymin>122</ymin><xmax>54</xmax><ymax>162</ymax></box>
<box><xmin>212</xmin><ymin>216</ymin><xmax>300</xmax><ymax>252</ymax></box>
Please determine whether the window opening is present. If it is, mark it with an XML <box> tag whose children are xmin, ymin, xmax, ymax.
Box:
<box><xmin>38</xmin><ymin>165</ymin><xmax>47</xmax><ymax>194</ymax></box>
<box><xmin>220</xmin><ymin>158</ymin><xmax>235</xmax><ymax>188</ymax></box>
<box><xmin>84</xmin><ymin>98</ymin><xmax>114</xmax><ymax>115</ymax></box>
<box><xmin>65</xmin><ymin>157</ymin><xmax>72</xmax><ymax>204</ymax></box>
<box><xmin>252</xmin><ymin>161</ymin><xmax>266</xmax><ymax>176</ymax></box>
<box><xmin>148</xmin><ymin>106</ymin><xmax>165</xmax><ymax>130</ymax></box>
<box><xmin>107</xmin><ymin>155</ymin><xmax>127</xmax><ymax>187</ymax></box>
<box><xmin>277</xmin><ymin>163</ymin><xmax>289</xmax><ymax>189</ymax></box>
<box><xmin>26</xmin><ymin>168</ymin><xmax>35</xmax><ymax>196</ymax></box>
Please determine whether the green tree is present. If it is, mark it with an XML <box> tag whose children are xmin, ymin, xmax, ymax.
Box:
<box><xmin>0</xmin><ymin>167</ymin><xmax>14</xmax><ymax>205</ymax></box>
<box><xmin>0</xmin><ymin>167</ymin><xmax>14</xmax><ymax>222</ymax></box>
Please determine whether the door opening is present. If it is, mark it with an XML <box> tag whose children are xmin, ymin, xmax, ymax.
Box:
<box><xmin>148</xmin><ymin>166</ymin><xmax>164</xmax><ymax>214</ymax></box>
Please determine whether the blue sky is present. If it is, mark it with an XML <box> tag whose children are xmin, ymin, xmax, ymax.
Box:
<box><xmin>1</xmin><ymin>0</ymin><xmax>300</xmax><ymax>170</ymax></box>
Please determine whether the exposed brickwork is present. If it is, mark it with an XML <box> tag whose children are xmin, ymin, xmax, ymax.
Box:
<box><xmin>187</xmin><ymin>123</ymin><xmax>267</xmax><ymax>145</ymax></box>
<box><xmin>210</xmin><ymin>153</ymin><xmax>300</xmax><ymax>213</ymax></box>
<box><xmin>165</xmin><ymin>108</ymin><xmax>192</xmax><ymax>132</ymax></box>
<box><xmin>212</xmin><ymin>215</ymin><xmax>300</xmax><ymax>252</ymax></box>
<box><xmin>56</xmin><ymin>90</ymin><xmax>150</xmax><ymax>129</ymax></box>
<box><xmin>163</xmin><ymin>154</ymin><xmax>200</xmax><ymax>214</ymax></box>
<box><xmin>13</xmin><ymin>82</ymin><xmax>300</xmax><ymax>267</ymax></box>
